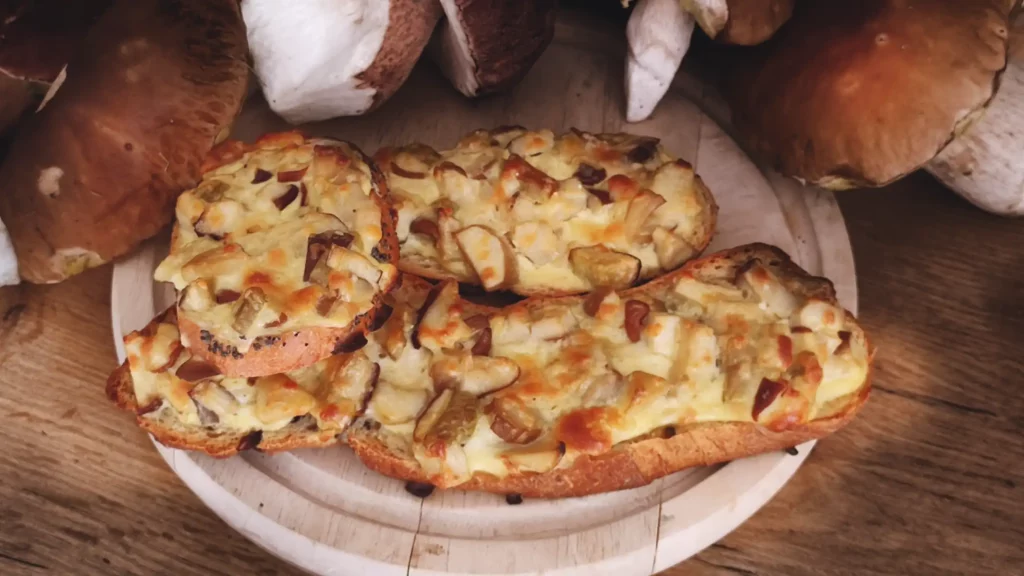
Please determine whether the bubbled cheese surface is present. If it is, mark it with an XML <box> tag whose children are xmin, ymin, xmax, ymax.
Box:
<box><xmin>154</xmin><ymin>133</ymin><xmax>397</xmax><ymax>354</ymax></box>
<box><xmin>128</xmin><ymin>248</ymin><xmax>870</xmax><ymax>490</ymax></box>
<box><xmin>360</xmin><ymin>253</ymin><xmax>870</xmax><ymax>489</ymax></box>
<box><xmin>377</xmin><ymin>127</ymin><xmax>717</xmax><ymax>294</ymax></box>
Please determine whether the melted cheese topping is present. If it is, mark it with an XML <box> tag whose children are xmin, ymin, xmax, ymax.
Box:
<box><xmin>126</xmin><ymin>251</ymin><xmax>870</xmax><ymax>488</ymax></box>
<box><xmin>359</xmin><ymin>256</ymin><xmax>870</xmax><ymax>489</ymax></box>
<box><xmin>154</xmin><ymin>134</ymin><xmax>397</xmax><ymax>353</ymax></box>
<box><xmin>378</xmin><ymin>128</ymin><xmax>716</xmax><ymax>294</ymax></box>
<box><xmin>125</xmin><ymin>317</ymin><xmax>378</xmax><ymax>435</ymax></box>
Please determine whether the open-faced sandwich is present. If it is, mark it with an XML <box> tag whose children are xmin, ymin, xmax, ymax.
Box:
<box><xmin>374</xmin><ymin>127</ymin><xmax>718</xmax><ymax>297</ymax></box>
<box><xmin>105</xmin><ymin>279</ymin><xmax>429</xmax><ymax>457</ymax></box>
<box><xmin>153</xmin><ymin>131</ymin><xmax>400</xmax><ymax>377</ymax></box>
<box><xmin>110</xmin><ymin>244</ymin><xmax>872</xmax><ymax>498</ymax></box>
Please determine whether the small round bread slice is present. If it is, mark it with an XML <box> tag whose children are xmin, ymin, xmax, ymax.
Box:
<box><xmin>155</xmin><ymin>131</ymin><xmax>400</xmax><ymax>377</ymax></box>
<box><xmin>375</xmin><ymin>126</ymin><xmax>718</xmax><ymax>297</ymax></box>
<box><xmin>107</xmin><ymin>307</ymin><xmax>379</xmax><ymax>458</ymax></box>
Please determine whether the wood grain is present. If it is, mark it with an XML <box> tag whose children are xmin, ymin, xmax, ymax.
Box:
<box><xmin>671</xmin><ymin>174</ymin><xmax>1024</xmax><ymax>576</ymax></box>
<box><xmin>2</xmin><ymin>173</ymin><xmax>1022</xmax><ymax>575</ymax></box>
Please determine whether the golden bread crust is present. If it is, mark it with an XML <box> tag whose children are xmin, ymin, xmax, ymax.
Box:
<box><xmin>347</xmin><ymin>404</ymin><xmax>866</xmax><ymax>498</ymax></box>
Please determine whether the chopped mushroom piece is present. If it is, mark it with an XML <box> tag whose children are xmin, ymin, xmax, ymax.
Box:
<box><xmin>503</xmin><ymin>444</ymin><xmax>563</xmax><ymax>473</ymax></box>
<box><xmin>487</xmin><ymin>397</ymin><xmax>542</xmax><ymax>444</ymax></box>
<box><xmin>623</xmin><ymin>191</ymin><xmax>666</xmax><ymax>241</ymax></box>
<box><xmin>737</xmin><ymin>262</ymin><xmax>798</xmax><ymax>318</ymax></box>
<box><xmin>231</xmin><ymin>288</ymin><xmax>268</xmax><ymax>334</ymax></box>
<box><xmin>179</xmin><ymin>280</ymin><xmax>215</xmax><ymax>312</ymax></box>
<box><xmin>569</xmin><ymin>245</ymin><xmax>642</xmax><ymax>290</ymax></box>
<box><xmin>455</xmin><ymin>225</ymin><xmax>519</xmax><ymax>290</ymax></box>
<box><xmin>189</xmin><ymin>381</ymin><xmax>240</xmax><ymax>425</ymax></box>
<box><xmin>652</xmin><ymin>228</ymin><xmax>695</xmax><ymax>269</ymax></box>
<box><xmin>430</xmin><ymin>355</ymin><xmax>521</xmax><ymax>396</ymax></box>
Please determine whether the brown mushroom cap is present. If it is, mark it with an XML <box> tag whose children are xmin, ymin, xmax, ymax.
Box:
<box><xmin>0</xmin><ymin>0</ymin><xmax>248</xmax><ymax>283</ymax></box>
<box><xmin>0</xmin><ymin>0</ymin><xmax>112</xmax><ymax>136</ymax></box>
<box><xmin>616</xmin><ymin>0</ymin><xmax>793</xmax><ymax>45</ymax></box>
<box><xmin>723</xmin><ymin>0</ymin><xmax>1012</xmax><ymax>189</ymax></box>
<box><xmin>0</xmin><ymin>0</ymin><xmax>111</xmax><ymax>82</ymax></box>
<box><xmin>433</xmin><ymin>0</ymin><xmax>557</xmax><ymax>97</ymax></box>
<box><xmin>717</xmin><ymin>0</ymin><xmax>794</xmax><ymax>45</ymax></box>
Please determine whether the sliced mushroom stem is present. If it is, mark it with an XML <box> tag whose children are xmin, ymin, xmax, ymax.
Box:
<box><xmin>568</xmin><ymin>245</ymin><xmax>642</xmax><ymax>290</ymax></box>
<box><xmin>232</xmin><ymin>287</ymin><xmax>267</xmax><ymax>334</ymax></box>
<box><xmin>189</xmin><ymin>381</ymin><xmax>240</xmax><ymax>426</ymax></box>
<box><xmin>487</xmin><ymin>397</ymin><xmax>542</xmax><ymax>444</ymax></box>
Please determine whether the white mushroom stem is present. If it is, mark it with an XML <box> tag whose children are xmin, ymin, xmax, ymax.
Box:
<box><xmin>625</xmin><ymin>0</ymin><xmax>696</xmax><ymax>122</ymax></box>
<box><xmin>243</xmin><ymin>0</ymin><xmax>389</xmax><ymax>123</ymax></box>
<box><xmin>0</xmin><ymin>217</ymin><xmax>19</xmax><ymax>286</ymax></box>
<box><xmin>682</xmin><ymin>0</ymin><xmax>730</xmax><ymax>38</ymax></box>
<box><xmin>925</xmin><ymin>12</ymin><xmax>1024</xmax><ymax>216</ymax></box>
<box><xmin>434</xmin><ymin>0</ymin><xmax>480</xmax><ymax>97</ymax></box>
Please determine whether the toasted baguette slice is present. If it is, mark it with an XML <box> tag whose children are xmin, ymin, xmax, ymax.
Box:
<box><xmin>110</xmin><ymin>244</ymin><xmax>870</xmax><ymax>495</ymax></box>
<box><xmin>346</xmin><ymin>243</ymin><xmax>873</xmax><ymax>498</ymax></box>
<box><xmin>155</xmin><ymin>131</ymin><xmax>400</xmax><ymax>377</ymax></box>
<box><xmin>375</xmin><ymin>127</ymin><xmax>718</xmax><ymax>297</ymax></box>
<box><xmin>105</xmin><ymin>278</ymin><xmax>441</xmax><ymax>458</ymax></box>
<box><xmin>106</xmin><ymin>308</ymin><xmax>339</xmax><ymax>457</ymax></box>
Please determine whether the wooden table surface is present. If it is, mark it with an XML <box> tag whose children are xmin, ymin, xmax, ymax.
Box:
<box><xmin>1</xmin><ymin>172</ymin><xmax>1022</xmax><ymax>576</ymax></box>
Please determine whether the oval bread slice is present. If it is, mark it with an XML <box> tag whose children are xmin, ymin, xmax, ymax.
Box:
<box><xmin>346</xmin><ymin>243</ymin><xmax>873</xmax><ymax>497</ymax></box>
<box><xmin>154</xmin><ymin>131</ymin><xmax>400</xmax><ymax>377</ymax></box>
<box><xmin>376</xmin><ymin>127</ymin><xmax>719</xmax><ymax>297</ymax></box>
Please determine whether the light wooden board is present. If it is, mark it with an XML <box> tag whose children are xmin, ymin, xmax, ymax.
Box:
<box><xmin>109</xmin><ymin>13</ymin><xmax>857</xmax><ymax>576</ymax></box>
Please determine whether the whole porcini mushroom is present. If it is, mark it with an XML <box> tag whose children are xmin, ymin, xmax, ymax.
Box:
<box><xmin>243</xmin><ymin>0</ymin><xmax>443</xmax><ymax>123</ymax></box>
<box><xmin>722</xmin><ymin>0</ymin><xmax>1021</xmax><ymax>213</ymax></box>
<box><xmin>0</xmin><ymin>0</ymin><xmax>249</xmax><ymax>284</ymax></box>
<box><xmin>624</xmin><ymin>0</ymin><xmax>794</xmax><ymax>122</ymax></box>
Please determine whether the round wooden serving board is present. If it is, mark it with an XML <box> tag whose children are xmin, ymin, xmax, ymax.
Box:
<box><xmin>110</xmin><ymin>13</ymin><xmax>857</xmax><ymax>576</ymax></box>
